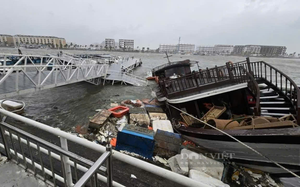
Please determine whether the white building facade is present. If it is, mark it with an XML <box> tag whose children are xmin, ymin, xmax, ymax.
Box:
<box><xmin>119</xmin><ymin>39</ymin><xmax>134</xmax><ymax>50</ymax></box>
<box><xmin>196</xmin><ymin>46</ymin><xmax>214</xmax><ymax>55</ymax></box>
<box><xmin>105</xmin><ymin>38</ymin><xmax>115</xmax><ymax>49</ymax></box>
<box><xmin>178</xmin><ymin>44</ymin><xmax>195</xmax><ymax>53</ymax></box>
<box><xmin>159</xmin><ymin>44</ymin><xmax>177</xmax><ymax>53</ymax></box>
<box><xmin>213</xmin><ymin>45</ymin><xmax>234</xmax><ymax>55</ymax></box>
<box><xmin>159</xmin><ymin>44</ymin><xmax>195</xmax><ymax>53</ymax></box>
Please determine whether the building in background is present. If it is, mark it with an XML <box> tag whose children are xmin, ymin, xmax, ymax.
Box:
<box><xmin>13</xmin><ymin>35</ymin><xmax>66</xmax><ymax>48</ymax></box>
<box><xmin>232</xmin><ymin>45</ymin><xmax>286</xmax><ymax>56</ymax></box>
<box><xmin>159</xmin><ymin>44</ymin><xmax>195</xmax><ymax>53</ymax></box>
<box><xmin>178</xmin><ymin>44</ymin><xmax>195</xmax><ymax>53</ymax></box>
<box><xmin>0</xmin><ymin>34</ymin><xmax>15</xmax><ymax>47</ymax></box>
<box><xmin>259</xmin><ymin>45</ymin><xmax>287</xmax><ymax>57</ymax></box>
<box><xmin>196</xmin><ymin>46</ymin><xmax>214</xmax><ymax>55</ymax></box>
<box><xmin>119</xmin><ymin>39</ymin><xmax>134</xmax><ymax>51</ymax></box>
<box><xmin>243</xmin><ymin>45</ymin><xmax>261</xmax><ymax>55</ymax></box>
<box><xmin>159</xmin><ymin>44</ymin><xmax>177</xmax><ymax>53</ymax></box>
<box><xmin>105</xmin><ymin>38</ymin><xmax>115</xmax><ymax>49</ymax></box>
<box><xmin>213</xmin><ymin>45</ymin><xmax>234</xmax><ymax>55</ymax></box>
<box><xmin>232</xmin><ymin>45</ymin><xmax>246</xmax><ymax>55</ymax></box>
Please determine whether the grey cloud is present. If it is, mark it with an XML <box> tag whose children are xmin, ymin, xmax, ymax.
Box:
<box><xmin>0</xmin><ymin>0</ymin><xmax>299</xmax><ymax>52</ymax></box>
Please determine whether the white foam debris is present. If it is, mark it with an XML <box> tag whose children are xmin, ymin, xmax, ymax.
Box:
<box><xmin>153</xmin><ymin>156</ymin><xmax>169</xmax><ymax>167</ymax></box>
<box><xmin>130</xmin><ymin>174</ymin><xmax>137</xmax><ymax>179</ymax></box>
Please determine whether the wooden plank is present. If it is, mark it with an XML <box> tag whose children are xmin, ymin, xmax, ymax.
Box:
<box><xmin>232</xmin><ymin>121</ymin><xmax>297</xmax><ymax>130</ymax></box>
<box><xmin>89</xmin><ymin>110</ymin><xmax>112</xmax><ymax>129</ymax></box>
<box><xmin>149</xmin><ymin>112</ymin><xmax>168</xmax><ymax>121</ymax></box>
<box><xmin>201</xmin><ymin>106</ymin><xmax>226</xmax><ymax>122</ymax></box>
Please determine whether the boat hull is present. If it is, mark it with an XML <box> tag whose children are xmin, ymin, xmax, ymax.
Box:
<box><xmin>183</xmin><ymin>135</ymin><xmax>300</xmax><ymax>176</ymax></box>
<box><xmin>177</xmin><ymin>127</ymin><xmax>300</xmax><ymax>176</ymax></box>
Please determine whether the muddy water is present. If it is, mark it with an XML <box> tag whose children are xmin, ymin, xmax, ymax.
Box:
<box><xmin>2</xmin><ymin>48</ymin><xmax>300</xmax><ymax>132</ymax></box>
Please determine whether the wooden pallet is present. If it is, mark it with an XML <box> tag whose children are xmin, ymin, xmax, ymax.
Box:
<box><xmin>201</xmin><ymin>105</ymin><xmax>226</xmax><ymax>122</ymax></box>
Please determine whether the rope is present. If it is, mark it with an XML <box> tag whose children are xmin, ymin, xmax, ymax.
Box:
<box><xmin>168</xmin><ymin>103</ymin><xmax>300</xmax><ymax>178</ymax></box>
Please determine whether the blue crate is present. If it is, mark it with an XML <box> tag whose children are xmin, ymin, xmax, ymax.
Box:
<box><xmin>116</xmin><ymin>125</ymin><xmax>155</xmax><ymax>159</ymax></box>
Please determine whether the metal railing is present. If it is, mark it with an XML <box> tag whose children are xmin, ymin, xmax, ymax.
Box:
<box><xmin>239</xmin><ymin>58</ymin><xmax>300</xmax><ymax>124</ymax></box>
<box><xmin>0</xmin><ymin>108</ymin><xmax>211</xmax><ymax>187</ymax></box>
<box><xmin>0</xmin><ymin>54</ymin><xmax>109</xmax><ymax>98</ymax></box>
<box><xmin>106</xmin><ymin>70</ymin><xmax>148</xmax><ymax>86</ymax></box>
<box><xmin>0</xmin><ymin>115</ymin><xmax>113</xmax><ymax>186</ymax></box>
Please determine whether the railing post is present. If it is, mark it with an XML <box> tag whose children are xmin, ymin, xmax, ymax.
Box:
<box><xmin>246</xmin><ymin>57</ymin><xmax>253</xmax><ymax>76</ymax></box>
<box><xmin>0</xmin><ymin>124</ymin><xmax>11</xmax><ymax>159</ymax></box>
<box><xmin>60</xmin><ymin>137</ymin><xmax>73</xmax><ymax>187</ymax></box>
<box><xmin>226</xmin><ymin>62</ymin><xmax>234</xmax><ymax>82</ymax></box>
<box><xmin>215</xmin><ymin>65</ymin><xmax>220</xmax><ymax>81</ymax></box>
<box><xmin>106</xmin><ymin>139</ymin><xmax>113</xmax><ymax>187</ymax></box>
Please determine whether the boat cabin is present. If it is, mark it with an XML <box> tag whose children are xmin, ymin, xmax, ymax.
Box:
<box><xmin>152</xmin><ymin>59</ymin><xmax>191</xmax><ymax>79</ymax></box>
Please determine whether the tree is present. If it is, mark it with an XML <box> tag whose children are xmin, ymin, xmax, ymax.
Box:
<box><xmin>142</xmin><ymin>47</ymin><xmax>145</xmax><ymax>52</ymax></box>
<box><xmin>147</xmin><ymin>47</ymin><xmax>150</xmax><ymax>52</ymax></box>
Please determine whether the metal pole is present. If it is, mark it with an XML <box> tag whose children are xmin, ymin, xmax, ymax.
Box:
<box><xmin>60</xmin><ymin>137</ymin><xmax>73</xmax><ymax>187</ymax></box>
<box><xmin>106</xmin><ymin>142</ymin><xmax>113</xmax><ymax>187</ymax></box>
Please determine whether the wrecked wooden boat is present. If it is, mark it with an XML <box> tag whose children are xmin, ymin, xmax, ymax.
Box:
<box><xmin>152</xmin><ymin>57</ymin><xmax>300</xmax><ymax>175</ymax></box>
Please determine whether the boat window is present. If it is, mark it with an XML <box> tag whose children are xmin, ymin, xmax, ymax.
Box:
<box><xmin>165</xmin><ymin>67</ymin><xmax>188</xmax><ymax>77</ymax></box>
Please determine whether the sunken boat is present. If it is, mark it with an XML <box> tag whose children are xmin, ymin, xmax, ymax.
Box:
<box><xmin>152</xmin><ymin>57</ymin><xmax>300</xmax><ymax>176</ymax></box>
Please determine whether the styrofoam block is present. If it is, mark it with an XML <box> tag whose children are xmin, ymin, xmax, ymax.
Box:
<box><xmin>0</xmin><ymin>100</ymin><xmax>23</xmax><ymax>109</ymax></box>
<box><xmin>181</xmin><ymin>149</ymin><xmax>224</xmax><ymax>180</ymax></box>
<box><xmin>152</xmin><ymin>120</ymin><xmax>174</xmax><ymax>133</ymax></box>
<box><xmin>189</xmin><ymin>169</ymin><xmax>229</xmax><ymax>187</ymax></box>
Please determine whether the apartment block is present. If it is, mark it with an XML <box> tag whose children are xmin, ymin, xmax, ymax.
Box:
<box><xmin>119</xmin><ymin>39</ymin><xmax>134</xmax><ymax>50</ymax></box>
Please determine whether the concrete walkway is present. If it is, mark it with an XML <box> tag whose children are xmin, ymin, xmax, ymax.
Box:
<box><xmin>0</xmin><ymin>157</ymin><xmax>48</xmax><ymax>187</ymax></box>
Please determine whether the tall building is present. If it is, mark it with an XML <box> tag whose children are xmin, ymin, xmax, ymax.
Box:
<box><xmin>0</xmin><ymin>34</ymin><xmax>14</xmax><ymax>47</ymax></box>
<box><xmin>13</xmin><ymin>35</ymin><xmax>66</xmax><ymax>48</ymax></box>
<box><xmin>214</xmin><ymin>45</ymin><xmax>234</xmax><ymax>55</ymax></box>
<box><xmin>105</xmin><ymin>38</ymin><xmax>115</xmax><ymax>49</ymax></box>
<box><xmin>119</xmin><ymin>39</ymin><xmax>134</xmax><ymax>50</ymax></box>
<box><xmin>159</xmin><ymin>44</ymin><xmax>195</xmax><ymax>53</ymax></box>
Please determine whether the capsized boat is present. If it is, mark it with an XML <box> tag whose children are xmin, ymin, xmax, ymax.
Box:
<box><xmin>151</xmin><ymin>57</ymin><xmax>300</xmax><ymax>176</ymax></box>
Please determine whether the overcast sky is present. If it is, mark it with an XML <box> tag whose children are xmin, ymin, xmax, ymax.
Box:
<box><xmin>1</xmin><ymin>0</ymin><xmax>300</xmax><ymax>52</ymax></box>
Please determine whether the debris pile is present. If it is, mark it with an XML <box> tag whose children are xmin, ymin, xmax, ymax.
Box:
<box><xmin>74</xmin><ymin>99</ymin><xmax>284</xmax><ymax>187</ymax></box>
